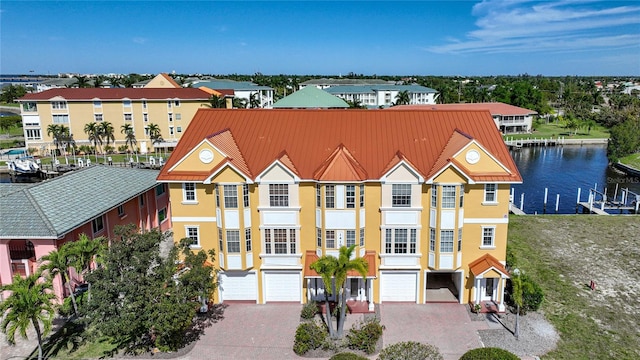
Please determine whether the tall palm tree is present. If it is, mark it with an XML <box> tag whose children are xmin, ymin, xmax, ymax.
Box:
<box><xmin>120</xmin><ymin>123</ymin><xmax>137</xmax><ymax>153</ymax></box>
<box><xmin>68</xmin><ymin>234</ymin><xmax>104</xmax><ymax>302</ymax></box>
<box><xmin>393</xmin><ymin>90</ymin><xmax>411</xmax><ymax>106</ymax></box>
<box><xmin>84</xmin><ymin>122</ymin><xmax>102</xmax><ymax>155</ymax></box>
<box><xmin>0</xmin><ymin>273</ymin><xmax>57</xmax><ymax>360</ymax></box>
<box><xmin>39</xmin><ymin>248</ymin><xmax>78</xmax><ymax>316</ymax></box>
<box><xmin>46</xmin><ymin>124</ymin><xmax>63</xmax><ymax>154</ymax></box>
<box><xmin>232</xmin><ymin>97</ymin><xmax>247</xmax><ymax>109</ymax></box>
<box><xmin>146</xmin><ymin>123</ymin><xmax>163</xmax><ymax>152</ymax></box>
<box><xmin>74</xmin><ymin>75</ymin><xmax>89</xmax><ymax>88</ymax></box>
<box><xmin>99</xmin><ymin>121</ymin><xmax>115</xmax><ymax>153</ymax></box>
<box><xmin>310</xmin><ymin>245</ymin><xmax>368</xmax><ymax>338</ymax></box>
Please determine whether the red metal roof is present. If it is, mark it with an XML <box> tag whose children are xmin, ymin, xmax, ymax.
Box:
<box><xmin>157</xmin><ymin>109</ymin><xmax>521</xmax><ymax>183</ymax></box>
<box><xmin>18</xmin><ymin>87</ymin><xmax>210</xmax><ymax>101</ymax></box>
<box><xmin>390</xmin><ymin>102</ymin><xmax>537</xmax><ymax>116</ymax></box>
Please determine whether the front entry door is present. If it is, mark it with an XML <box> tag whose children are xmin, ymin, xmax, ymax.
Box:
<box><xmin>482</xmin><ymin>278</ymin><xmax>495</xmax><ymax>300</ymax></box>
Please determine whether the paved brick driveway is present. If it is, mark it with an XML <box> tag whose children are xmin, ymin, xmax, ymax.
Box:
<box><xmin>181</xmin><ymin>303</ymin><xmax>304</xmax><ymax>360</ymax></box>
<box><xmin>380</xmin><ymin>303</ymin><xmax>489</xmax><ymax>360</ymax></box>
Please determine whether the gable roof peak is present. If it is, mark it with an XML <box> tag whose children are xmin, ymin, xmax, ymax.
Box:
<box><xmin>313</xmin><ymin>143</ymin><xmax>368</xmax><ymax>181</ymax></box>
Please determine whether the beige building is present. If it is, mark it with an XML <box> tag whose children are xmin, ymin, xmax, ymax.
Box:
<box><xmin>17</xmin><ymin>87</ymin><xmax>210</xmax><ymax>155</ymax></box>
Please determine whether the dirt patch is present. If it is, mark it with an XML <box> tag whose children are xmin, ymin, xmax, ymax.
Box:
<box><xmin>479</xmin><ymin>311</ymin><xmax>559</xmax><ymax>358</ymax></box>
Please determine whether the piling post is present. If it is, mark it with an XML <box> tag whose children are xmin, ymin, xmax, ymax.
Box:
<box><xmin>544</xmin><ymin>188</ymin><xmax>548</xmax><ymax>214</ymax></box>
<box><xmin>576</xmin><ymin>188</ymin><xmax>581</xmax><ymax>214</ymax></box>
<box><xmin>614</xmin><ymin>183</ymin><xmax>619</xmax><ymax>202</ymax></box>
<box><xmin>555</xmin><ymin>194</ymin><xmax>560</xmax><ymax>213</ymax></box>
<box><xmin>520</xmin><ymin>193</ymin><xmax>525</xmax><ymax>211</ymax></box>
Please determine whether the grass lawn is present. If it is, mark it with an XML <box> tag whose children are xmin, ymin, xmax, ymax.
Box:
<box><xmin>30</xmin><ymin>322</ymin><xmax>118</xmax><ymax>360</ymax></box>
<box><xmin>508</xmin><ymin>215</ymin><xmax>640</xmax><ymax>359</ymax></box>
<box><xmin>0</xmin><ymin>102</ymin><xmax>20</xmax><ymax>107</ymax></box>
<box><xmin>619</xmin><ymin>153</ymin><xmax>640</xmax><ymax>170</ymax></box>
<box><xmin>504</xmin><ymin>121</ymin><xmax>610</xmax><ymax>140</ymax></box>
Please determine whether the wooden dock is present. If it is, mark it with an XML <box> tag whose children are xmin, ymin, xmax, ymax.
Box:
<box><xmin>505</xmin><ymin>137</ymin><xmax>560</xmax><ymax>150</ymax></box>
<box><xmin>509</xmin><ymin>203</ymin><xmax>526</xmax><ymax>215</ymax></box>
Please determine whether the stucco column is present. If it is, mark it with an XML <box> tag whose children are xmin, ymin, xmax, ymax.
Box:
<box><xmin>475</xmin><ymin>278</ymin><xmax>481</xmax><ymax>304</ymax></box>
<box><xmin>498</xmin><ymin>278</ymin><xmax>506</xmax><ymax>312</ymax></box>
<box><xmin>368</xmin><ymin>279</ymin><xmax>374</xmax><ymax>311</ymax></box>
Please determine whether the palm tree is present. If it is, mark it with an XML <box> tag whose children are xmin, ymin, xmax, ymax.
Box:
<box><xmin>232</xmin><ymin>97</ymin><xmax>247</xmax><ymax>109</ymax></box>
<box><xmin>208</xmin><ymin>94</ymin><xmax>226</xmax><ymax>108</ymax></box>
<box><xmin>310</xmin><ymin>245</ymin><xmax>368</xmax><ymax>338</ymax></box>
<box><xmin>46</xmin><ymin>124</ymin><xmax>63</xmax><ymax>155</ymax></box>
<box><xmin>393</xmin><ymin>90</ymin><xmax>411</xmax><ymax>106</ymax></box>
<box><xmin>74</xmin><ymin>75</ymin><xmax>89</xmax><ymax>88</ymax></box>
<box><xmin>0</xmin><ymin>273</ymin><xmax>57</xmax><ymax>360</ymax></box>
<box><xmin>39</xmin><ymin>248</ymin><xmax>78</xmax><ymax>316</ymax></box>
<box><xmin>84</xmin><ymin>122</ymin><xmax>102</xmax><ymax>155</ymax></box>
<box><xmin>68</xmin><ymin>234</ymin><xmax>104</xmax><ymax>302</ymax></box>
<box><xmin>249</xmin><ymin>93</ymin><xmax>261</xmax><ymax>108</ymax></box>
<box><xmin>120</xmin><ymin>123</ymin><xmax>137</xmax><ymax>153</ymax></box>
<box><xmin>146</xmin><ymin>123</ymin><xmax>163</xmax><ymax>152</ymax></box>
<box><xmin>99</xmin><ymin>121</ymin><xmax>115</xmax><ymax>153</ymax></box>
<box><xmin>346</xmin><ymin>99</ymin><xmax>365</xmax><ymax>109</ymax></box>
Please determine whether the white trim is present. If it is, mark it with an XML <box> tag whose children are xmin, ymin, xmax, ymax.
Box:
<box><xmin>203</xmin><ymin>162</ymin><xmax>253</xmax><ymax>184</ymax></box>
<box><xmin>451</xmin><ymin>140</ymin><xmax>513</xmax><ymax>175</ymax></box>
<box><xmin>172</xmin><ymin>216</ymin><xmax>217</xmax><ymax>222</ymax></box>
<box><xmin>379</xmin><ymin>160</ymin><xmax>424</xmax><ymax>183</ymax></box>
<box><xmin>425</xmin><ymin>162</ymin><xmax>476</xmax><ymax>184</ymax></box>
<box><xmin>463</xmin><ymin>218</ymin><xmax>508</xmax><ymax>224</ymax></box>
<box><xmin>255</xmin><ymin>160</ymin><xmax>301</xmax><ymax>183</ymax></box>
<box><xmin>166</xmin><ymin>138</ymin><xmax>225</xmax><ymax>172</ymax></box>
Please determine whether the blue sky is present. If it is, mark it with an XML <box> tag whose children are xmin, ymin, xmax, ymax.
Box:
<box><xmin>1</xmin><ymin>1</ymin><xmax>639</xmax><ymax>76</ymax></box>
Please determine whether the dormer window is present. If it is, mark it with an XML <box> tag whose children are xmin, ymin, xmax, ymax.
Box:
<box><xmin>392</xmin><ymin>184</ymin><xmax>411</xmax><ymax>207</ymax></box>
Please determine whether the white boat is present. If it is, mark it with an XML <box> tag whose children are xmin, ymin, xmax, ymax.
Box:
<box><xmin>8</xmin><ymin>156</ymin><xmax>40</xmax><ymax>175</ymax></box>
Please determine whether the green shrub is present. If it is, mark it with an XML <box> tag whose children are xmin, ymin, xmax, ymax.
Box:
<box><xmin>300</xmin><ymin>301</ymin><xmax>318</xmax><ymax>320</ymax></box>
<box><xmin>459</xmin><ymin>347</ymin><xmax>519</xmax><ymax>360</ymax></box>
<box><xmin>347</xmin><ymin>317</ymin><xmax>384</xmax><ymax>354</ymax></box>
<box><xmin>293</xmin><ymin>321</ymin><xmax>326</xmax><ymax>355</ymax></box>
<box><xmin>506</xmin><ymin>274</ymin><xmax>544</xmax><ymax>314</ymax></box>
<box><xmin>378</xmin><ymin>341</ymin><xmax>443</xmax><ymax>360</ymax></box>
<box><xmin>330</xmin><ymin>352</ymin><xmax>368</xmax><ymax>360</ymax></box>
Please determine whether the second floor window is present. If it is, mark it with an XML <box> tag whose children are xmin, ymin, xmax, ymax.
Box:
<box><xmin>482</xmin><ymin>227</ymin><xmax>495</xmax><ymax>247</ymax></box>
<box><xmin>269</xmin><ymin>184</ymin><xmax>289</xmax><ymax>207</ymax></box>
<box><xmin>325</xmin><ymin>230</ymin><xmax>335</xmax><ymax>248</ymax></box>
<box><xmin>52</xmin><ymin>114</ymin><xmax>69</xmax><ymax>124</ymax></box>
<box><xmin>227</xmin><ymin>230</ymin><xmax>240</xmax><ymax>253</ymax></box>
<box><xmin>459</xmin><ymin>185</ymin><xmax>465</xmax><ymax>207</ymax></box>
<box><xmin>245</xmin><ymin>228</ymin><xmax>252</xmax><ymax>251</ymax></box>
<box><xmin>183</xmin><ymin>182</ymin><xmax>196</xmax><ymax>202</ymax></box>
<box><xmin>317</xmin><ymin>228</ymin><xmax>322</xmax><ymax>247</ymax></box>
<box><xmin>186</xmin><ymin>226</ymin><xmax>199</xmax><ymax>247</ymax></box>
<box><xmin>155</xmin><ymin>184</ymin><xmax>166</xmax><ymax>196</ymax></box>
<box><xmin>440</xmin><ymin>230</ymin><xmax>454</xmax><ymax>253</ymax></box>
<box><xmin>92</xmin><ymin>215</ymin><xmax>104</xmax><ymax>234</ymax></box>
<box><xmin>359</xmin><ymin>228</ymin><xmax>365</xmax><ymax>246</ymax></box>
<box><xmin>346</xmin><ymin>230</ymin><xmax>356</xmax><ymax>247</ymax></box>
<box><xmin>429</xmin><ymin>228</ymin><xmax>436</xmax><ymax>251</ymax></box>
<box><xmin>94</xmin><ymin>114</ymin><xmax>103</xmax><ymax>122</ymax></box>
<box><xmin>359</xmin><ymin>185</ymin><xmax>365</xmax><ymax>207</ymax></box>
<box><xmin>215</xmin><ymin>185</ymin><xmax>220</xmax><ymax>207</ymax></box>
<box><xmin>264</xmin><ymin>228</ymin><xmax>296</xmax><ymax>254</ymax></box>
<box><xmin>316</xmin><ymin>184</ymin><xmax>321</xmax><ymax>207</ymax></box>
<box><xmin>392</xmin><ymin>184</ymin><xmax>411</xmax><ymax>207</ymax></box>
<box><xmin>484</xmin><ymin>184</ymin><xmax>497</xmax><ymax>202</ymax></box>
<box><xmin>224</xmin><ymin>185</ymin><xmax>238</xmax><ymax>208</ymax></box>
<box><xmin>384</xmin><ymin>228</ymin><xmax>417</xmax><ymax>254</ymax></box>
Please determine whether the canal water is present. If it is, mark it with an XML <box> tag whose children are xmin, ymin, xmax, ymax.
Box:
<box><xmin>510</xmin><ymin>144</ymin><xmax>640</xmax><ymax>214</ymax></box>
<box><xmin>2</xmin><ymin>144</ymin><xmax>639</xmax><ymax>214</ymax></box>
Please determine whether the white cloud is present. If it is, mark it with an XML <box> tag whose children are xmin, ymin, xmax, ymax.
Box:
<box><xmin>429</xmin><ymin>0</ymin><xmax>640</xmax><ymax>54</ymax></box>
<box><xmin>132</xmin><ymin>37</ymin><xmax>147</xmax><ymax>44</ymax></box>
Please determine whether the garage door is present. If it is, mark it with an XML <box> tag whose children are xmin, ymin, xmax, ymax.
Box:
<box><xmin>219</xmin><ymin>271</ymin><xmax>257</xmax><ymax>301</ymax></box>
<box><xmin>264</xmin><ymin>271</ymin><xmax>301</xmax><ymax>302</ymax></box>
<box><xmin>380</xmin><ymin>272</ymin><xmax>418</xmax><ymax>302</ymax></box>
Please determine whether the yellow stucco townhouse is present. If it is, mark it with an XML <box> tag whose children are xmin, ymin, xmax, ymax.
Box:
<box><xmin>157</xmin><ymin>108</ymin><xmax>522</xmax><ymax>312</ymax></box>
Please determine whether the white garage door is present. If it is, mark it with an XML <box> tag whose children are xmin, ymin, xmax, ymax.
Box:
<box><xmin>219</xmin><ymin>271</ymin><xmax>257</xmax><ymax>301</ymax></box>
<box><xmin>380</xmin><ymin>272</ymin><xmax>418</xmax><ymax>302</ymax></box>
<box><xmin>264</xmin><ymin>271</ymin><xmax>301</xmax><ymax>302</ymax></box>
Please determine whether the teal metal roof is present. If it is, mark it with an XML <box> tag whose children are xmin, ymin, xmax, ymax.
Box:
<box><xmin>192</xmin><ymin>80</ymin><xmax>273</xmax><ymax>91</ymax></box>
<box><xmin>325</xmin><ymin>84</ymin><xmax>437</xmax><ymax>94</ymax></box>
<box><xmin>0</xmin><ymin>166</ymin><xmax>160</xmax><ymax>239</ymax></box>
<box><xmin>273</xmin><ymin>86</ymin><xmax>349</xmax><ymax>108</ymax></box>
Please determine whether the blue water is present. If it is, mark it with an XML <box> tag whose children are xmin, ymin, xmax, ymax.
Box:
<box><xmin>510</xmin><ymin>145</ymin><xmax>640</xmax><ymax>214</ymax></box>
